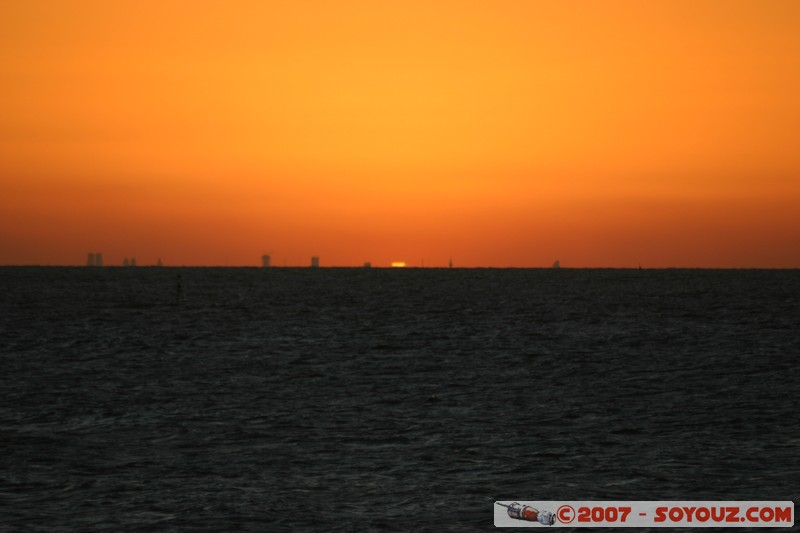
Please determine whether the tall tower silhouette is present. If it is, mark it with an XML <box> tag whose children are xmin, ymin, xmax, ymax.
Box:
<box><xmin>310</xmin><ymin>256</ymin><xmax>320</xmax><ymax>268</ymax></box>
<box><xmin>262</xmin><ymin>255</ymin><xmax>271</xmax><ymax>268</ymax></box>
<box><xmin>95</xmin><ymin>253</ymin><xmax>103</xmax><ymax>267</ymax></box>
<box><xmin>87</xmin><ymin>253</ymin><xmax>95</xmax><ymax>266</ymax></box>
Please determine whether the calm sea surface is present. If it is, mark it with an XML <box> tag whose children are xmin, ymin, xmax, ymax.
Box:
<box><xmin>1</xmin><ymin>267</ymin><xmax>798</xmax><ymax>531</ymax></box>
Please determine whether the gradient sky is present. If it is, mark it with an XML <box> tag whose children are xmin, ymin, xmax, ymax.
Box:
<box><xmin>2</xmin><ymin>0</ymin><xmax>799</xmax><ymax>267</ymax></box>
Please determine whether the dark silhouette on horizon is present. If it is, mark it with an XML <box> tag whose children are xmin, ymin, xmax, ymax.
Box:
<box><xmin>86</xmin><ymin>252</ymin><xmax>103</xmax><ymax>267</ymax></box>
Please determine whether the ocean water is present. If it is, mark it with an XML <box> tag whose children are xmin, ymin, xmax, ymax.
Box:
<box><xmin>1</xmin><ymin>267</ymin><xmax>798</xmax><ymax>531</ymax></box>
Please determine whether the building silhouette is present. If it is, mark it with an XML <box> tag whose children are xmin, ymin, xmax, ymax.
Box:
<box><xmin>123</xmin><ymin>257</ymin><xmax>130</xmax><ymax>267</ymax></box>
<box><xmin>95</xmin><ymin>253</ymin><xmax>103</xmax><ymax>267</ymax></box>
<box><xmin>157</xmin><ymin>258</ymin><xmax>163</xmax><ymax>267</ymax></box>
<box><xmin>87</xmin><ymin>253</ymin><xmax>95</xmax><ymax>266</ymax></box>
<box><xmin>130</xmin><ymin>257</ymin><xmax>136</xmax><ymax>267</ymax></box>
<box><xmin>262</xmin><ymin>255</ymin><xmax>271</xmax><ymax>268</ymax></box>
<box><xmin>363</xmin><ymin>261</ymin><xmax>371</xmax><ymax>268</ymax></box>
<box><xmin>310</xmin><ymin>256</ymin><xmax>320</xmax><ymax>268</ymax></box>
<box><xmin>553</xmin><ymin>260</ymin><xmax>561</xmax><ymax>269</ymax></box>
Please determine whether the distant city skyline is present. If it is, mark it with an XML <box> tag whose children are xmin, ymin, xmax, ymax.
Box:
<box><xmin>5</xmin><ymin>252</ymin><xmax>795</xmax><ymax>268</ymax></box>
<box><xmin>2</xmin><ymin>248</ymin><xmax>799</xmax><ymax>268</ymax></box>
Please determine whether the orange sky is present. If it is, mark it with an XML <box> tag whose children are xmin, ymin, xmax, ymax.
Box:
<box><xmin>2</xmin><ymin>0</ymin><xmax>799</xmax><ymax>267</ymax></box>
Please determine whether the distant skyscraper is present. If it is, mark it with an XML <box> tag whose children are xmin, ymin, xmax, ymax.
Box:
<box><xmin>449</xmin><ymin>258</ymin><xmax>453</xmax><ymax>268</ymax></box>
<box><xmin>311</xmin><ymin>256</ymin><xmax>319</xmax><ymax>268</ymax></box>
<box><xmin>262</xmin><ymin>255</ymin><xmax>271</xmax><ymax>268</ymax></box>
<box><xmin>157</xmin><ymin>258</ymin><xmax>163</xmax><ymax>267</ymax></box>
<box><xmin>87</xmin><ymin>253</ymin><xmax>95</xmax><ymax>266</ymax></box>
<box><xmin>553</xmin><ymin>260</ymin><xmax>561</xmax><ymax>269</ymax></box>
<box><xmin>363</xmin><ymin>261</ymin><xmax>371</xmax><ymax>268</ymax></box>
<box><xmin>95</xmin><ymin>253</ymin><xmax>103</xmax><ymax>267</ymax></box>
<box><xmin>123</xmin><ymin>257</ymin><xmax>130</xmax><ymax>267</ymax></box>
<box><xmin>130</xmin><ymin>257</ymin><xmax>136</xmax><ymax>267</ymax></box>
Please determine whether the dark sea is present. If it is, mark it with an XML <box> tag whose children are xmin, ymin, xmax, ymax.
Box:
<box><xmin>1</xmin><ymin>267</ymin><xmax>798</xmax><ymax>531</ymax></box>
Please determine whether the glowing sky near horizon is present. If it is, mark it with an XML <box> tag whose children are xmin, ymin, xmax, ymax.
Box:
<box><xmin>1</xmin><ymin>0</ymin><xmax>799</xmax><ymax>267</ymax></box>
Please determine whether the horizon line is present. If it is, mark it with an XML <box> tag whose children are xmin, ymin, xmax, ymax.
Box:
<box><xmin>1</xmin><ymin>264</ymin><xmax>798</xmax><ymax>270</ymax></box>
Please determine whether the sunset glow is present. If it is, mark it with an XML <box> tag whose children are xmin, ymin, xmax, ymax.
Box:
<box><xmin>2</xmin><ymin>1</ymin><xmax>799</xmax><ymax>267</ymax></box>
